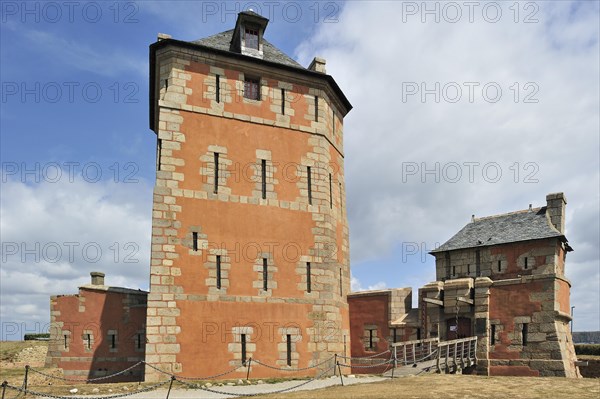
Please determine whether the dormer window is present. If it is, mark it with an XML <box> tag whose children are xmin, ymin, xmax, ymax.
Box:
<box><xmin>245</xmin><ymin>27</ymin><xmax>259</xmax><ymax>50</ymax></box>
<box><xmin>244</xmin><ymin>77</ymin><xmax>260</xmax><ymax>100</ymax></box>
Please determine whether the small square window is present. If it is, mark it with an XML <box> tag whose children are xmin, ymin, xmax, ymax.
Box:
<box><xmin>244</xmin><ymin>77</ymin><xmax>260</xmax><ymax>100</ymax></box>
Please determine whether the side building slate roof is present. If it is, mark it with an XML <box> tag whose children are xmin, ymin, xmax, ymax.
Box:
<box><xmin>193</xmin><ymin>30</ymin><xmax>304</xmax><ymax>69</ymax></box>
<box><xmin>430</xmin><ymin>207</ymin><xmax>569</xmax><ymax>253</ymax></box>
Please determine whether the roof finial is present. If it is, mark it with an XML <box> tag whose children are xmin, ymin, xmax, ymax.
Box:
<box><xmin>528</xmin><ymin>203</ymin><xmax>532</xmax><ymax>211</ymax></box>
<box><xmin>471</xmin><ymin>214</ymin><xmax>475</xmax><ymax>222</ymax></box>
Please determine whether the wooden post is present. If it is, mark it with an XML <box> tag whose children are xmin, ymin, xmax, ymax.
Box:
<box><xmin>412</xmin><ymin>343</ymin><xmax>416</xmax><ymax>364</ymax></box>
<box><xmin>24</xmin><ymin>365</ymin><xmax>29</xmax><ymax>398</ymax></box>
<box><xmin>453</xmin><ymin>342</ymin><xmax>458</xmax><ymax>372</ymax></box>
<box><xmin>337</xmin><ymin>362</ymin><xmax>344</xmax><ymax>386</ymax></box>
<box><xmin>333</xmin><ymin>354</ymin><xmax>337</xmax><ymax>376</ymax></box>
<box><xmin>246</xmin><ymin>358</ymin><xmax>252</xmax><ymax>380</ymax></box>
<box><xmin>2</xmin><ymin>381</ymin><xmax>7</xmax><ymax>399</ymax></box>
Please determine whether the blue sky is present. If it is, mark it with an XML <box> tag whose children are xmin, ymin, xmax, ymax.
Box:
<box><xmin>1</xmin><ymin>1</ymin><xmax>599</xmax><ymax>339</ymax></box>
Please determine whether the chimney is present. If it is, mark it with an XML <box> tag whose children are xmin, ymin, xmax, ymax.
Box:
<box><xmin>308</xmin><ymin>57</ymin><xmax>327</xmax><ymax>74</ymax></box>
<box><xmin>90</xmin><ymin>272</ymin><xmax>105</xmax><ymax>286</ymax></box>
<box><xmin>546</xmin><ymin>192</ymin><xmax>567</xmax><ymax>233</ymax></box>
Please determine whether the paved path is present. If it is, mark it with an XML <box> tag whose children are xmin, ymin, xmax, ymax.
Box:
<box><xmin>126</xmin><ymin>375</ymin><xmax>386</xmax><ymax>398</ymax></box>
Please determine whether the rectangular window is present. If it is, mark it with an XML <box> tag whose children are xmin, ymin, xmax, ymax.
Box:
<box><xmin>213</xmin><ymin>152</ymin><xmax>219</xmax><ymax>194</ymax></box>
<box><xmin>286</xmin><ymin>334</ymin><xmax>292</xmax><ymax>366</ymax></box>
<box><xmin>281</xmin><ymin>88</ymin><xmax>285</xmax><ymax>115</ymax></box>
<box><xmin>467</xmin><ymin>264</ymin><xmax>470</xmax><ymax>274</ymax></box>
<box><xmin>524</xmin><ymin>257</ymin><xmax>528</xmax><ymax>269</ymax></box>
<box><xmin>192</xmin><ymin>232</ymin><xmax>198</xmax><ymax>251</ymax></box>
<box><xmin>332</xmin><ymin>109</ymin><xmax>336</xmax><ymax>135</ymax></box>
<box><xmin>522</xmin><ymin>323</ymin><xmax>528</xmax><ymax>346</ymax></box>
<box><xmin>368</xmin><ymin>329</ymin><xmax>375</xmax><ymax>350</ymax></box>
<box><xmin>244</xmin><ymin>77</ymin><xmax>260</xmax><ymax>100</ymax></box>
<box><xmin>156</xmin><ymin>138</ymin><xmax>162</xmax><ymax>171</ymax></box>
<box><xmin>64</xmin><ymin>335</ymin><xmax>69</xmax><ymax>350</ymax></box>
<box><xmin>306</xmin><ymin>262</ymin><xmax>312</xmax><ymax>293</ymax></box>
<box><xmin>215</xmin><ymin>74</ymin><xmax>220</xmax><ymax>103</ymax></box>
<box><xmin>85</xmin><ymin>334</ymin><xmax>92</xmax><ymax>350</ymax></box>
<box><xmin>216</xmin><ymin>255</ymin><xmax>222</xmax><ymax>289</ymax></box>
<box><xmin>339</xmin><ymin>182</ymin><xmax>343</xmax><ymax>212</ymax></box>
<box><xmin>307</xmin><ymin>166</ymin><xmax>312</xmax><ymax>205</ymax></box>
<box><xmin>452</xmin><ymin>265</ymin><xmax>456</xmax><ymax>276</ymax></box>
<box><xmin>137</xmin><ymin>333</ymin><xmax>143</xmax><ymax>349</ymax></box>
<box><xmin>109</xmin><ymin>333</ymin><xmax>116</xmax><ymax>349</ymax></box>
<box><xmin>491</xmin><ymin>324</ymin><xmax>496</xmax><ymax>345</ymax></box>
<box><xmin>245</xmin><ymin>27</ymin><xmax>259</xmax><ymax>50</ymax></box>
<box><xmin>417</xmin><ymin>328</ymin><xmax>421</xmax><ymax>341</ymax></box>
<box><xmin>262</xmin><ymin>258</ymin><xmax>268</xmax><ymax>291</ymax></box>
<box><xmin>498</xmin><ymin>260</ymin><xmax>502</xmax><ymax>272</ymax></box>
<box><xmin>329</xmin><ymin>173</ymin><xmax>333</xmax><ymax>209</ymax></box>
<box><xmin>241</xmin><ymin>334</ymin><xmax>247</xmax><ymax>365</ymax></box>
<box><xmin>261</xmin><ymin>159</ymin><xmax>267</xmax><ymax>200</ymax></box>
<box><xmin>314</xmin><ymin>96</ymin><xmax>319</xmax><ymax>121</ymax></box>
<box><xmin>392</xmin><ymin>328</ymin><xmax>398</xmax><ymax>343</ymax></box>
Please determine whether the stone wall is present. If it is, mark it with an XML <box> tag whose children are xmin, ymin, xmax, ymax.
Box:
<box><xmin>145</xmin><ymin>41</ymin><xmax>351</xmax><ymax>380</ymax></box>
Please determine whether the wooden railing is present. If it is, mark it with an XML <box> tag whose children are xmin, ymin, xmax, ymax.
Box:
<box><xmin>391</xmin><ymin>338</ymin><xmax>439</xmax><ymax>366</ymax></box>
<box><xmin>435</xmin><ymin>336</ymin><xmax>478</xmax><ymax>373</ymax></box>
<box><xmin>389</xmin><ymin>336</ymin><xmax>477</xmax><ymax>375</ymax></box>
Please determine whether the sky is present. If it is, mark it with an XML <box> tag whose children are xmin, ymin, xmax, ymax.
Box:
<box><xmin>0</xmin><ymin>1</ymin><xmax>598</xmax><ymax>339</ymax></box>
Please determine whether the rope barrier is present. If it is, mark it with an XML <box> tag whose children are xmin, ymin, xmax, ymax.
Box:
<box><xmin>27</xmin><ymin>361</ymin><xmax>144</xmax><ymax>383</ymax></box>
<box><xmin>337</xmin><ymin>359</ymin><xmax>394</xmax><ymax>369</ymax></box>
<box><xmin>336</xmin><ymin>349</ymin><xmax>390</xmax><ymax>360</ymax></box>
<box><xmin>142</xmin><ymin>361</ymin><xmax>244</xmax><ymax>381</ymax></box>
<box><xmin>2</xmin><ymin>379</ymin><xmax>171</xmax><ymax>399</ymax></box>
<box><xmin>177</xmin><ymin>362</ymin><xmax>337</xmax><ymax>397</ymax></box>
<box><xmin>251</xmin><ymin>355</ymin><xmax>335</xmax><ymax>372</ymax></box>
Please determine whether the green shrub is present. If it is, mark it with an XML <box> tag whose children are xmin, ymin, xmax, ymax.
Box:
<box><xmin>24</xmin><ymin>333</ymin><xmax>50</xmax><ymax>341</ymax></box>
<box><xmin>575</xmin><ymin>344</ymin><xmax>600</xmax><ymax>356</ymax></box>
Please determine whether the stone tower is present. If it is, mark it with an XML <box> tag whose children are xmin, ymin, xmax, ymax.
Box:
<box><xmin>145</xmin><ymin>11</ymin><xmax>352</xmax><ymax>380</ymax></box>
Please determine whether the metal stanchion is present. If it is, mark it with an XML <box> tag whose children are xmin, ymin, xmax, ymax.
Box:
<box><xmin>337</xmin><ymin>362</ymin><xmax>344</xmax><ymax>386</ymax></box>
<box><xmin>165</xmin><ymin>376</ymin><xmax>175</xmax><ymax>399</ymax></box>
<box><xmin>24</xmin><ymin>365</ymin><xmax>29</xmax><ymax>398</ymax></box>
<box><xmin>246</xmin><ymin>358</ymin><xmax>252</xmax><ymax>380</ymax></box>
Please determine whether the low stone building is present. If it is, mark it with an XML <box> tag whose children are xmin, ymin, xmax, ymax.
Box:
<box><xmin>349</xmin><ymin>193</ymin><xmax>580</xmax><ymax>377</ymax></box>
<box><xmin>46</xmin><ymin>272</ymin><xmax>147</xmax><ymax>381</ymax></box>
<box><xmin>347</xmin><ymin>288</ymin><xmax>419</xmax><ymax>373</ymax></box>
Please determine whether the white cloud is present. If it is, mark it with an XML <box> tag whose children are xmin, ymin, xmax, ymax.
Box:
<box><xmin>351</xmin><ymin>275</ymin><xmax>387</xmax><ymax>292</ymax></box>
<box><xmin>0</xmin><ymin>176</ymin><xmax>152</xmax><ymax>338</ymax></box>
<box><xmin>3</xmin><ymin>23</ymin><xmax>146</xmax><ymax>78</ymax></box>
<box><xmin>297</xmin><ymin>1</ymin><xmax>599</xmax><ymax>330</ymax></box>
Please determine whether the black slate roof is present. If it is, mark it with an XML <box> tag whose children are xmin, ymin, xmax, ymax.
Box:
<box><xmin>192</xmin><ymin>30</ymin><xmax>304</xmax><ymax>69</ymax></box>
<box><xmin>430</xmin><ymin>207</ymin><xmax>564</xmax><ymax>253</ymax></box>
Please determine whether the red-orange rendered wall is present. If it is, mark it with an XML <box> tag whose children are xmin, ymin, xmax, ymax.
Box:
<box><xmin>46</xmin><ymin>284</ymin><xmax>147</xmax><ymax>382</ymax></box>
<box><xmin>145</xmin><ymin>15</ymin><xmax>352</xmax><ymax>381</ymax></box>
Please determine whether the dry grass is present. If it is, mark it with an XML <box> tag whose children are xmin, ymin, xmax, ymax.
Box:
<box><xmin>252</xmin><ymin>374</ymin><xmax>600</xmax><ymax>399</ymax></box>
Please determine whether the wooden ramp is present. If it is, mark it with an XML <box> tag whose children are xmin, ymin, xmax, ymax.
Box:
<box><xmin>384</xmin><ymin>336</ymin><xmax>477</xmax><ymax>377</ymax></box>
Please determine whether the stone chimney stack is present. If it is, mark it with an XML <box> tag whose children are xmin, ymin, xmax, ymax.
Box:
<box><xmin>546</xmin><ymin>192</ymin><xmax>567</xmax><ymax>233</ymax></box>
<box><xmin>90</xmin><ymin>271</ymin><xmax>105</xmax><ymax>286</ymax></box>
<box><xmin>308</xmin><ymin>57</ymin><xmax>327</xmax><ymax>73</ymax></box>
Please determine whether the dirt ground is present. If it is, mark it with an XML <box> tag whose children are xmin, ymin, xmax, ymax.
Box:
<box><xmin>249</xmin><ymin>374</ymin><xmax>600</xmax><ymax>399</ymax></box>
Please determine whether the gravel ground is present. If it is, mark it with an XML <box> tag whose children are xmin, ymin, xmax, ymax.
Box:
<box><xmin>125</xmin><ymin>375</ymin><xmax>386</xmax><ymax>398</ymax></box>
